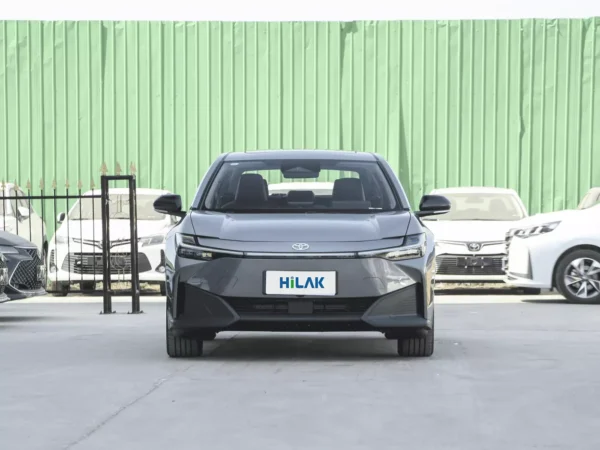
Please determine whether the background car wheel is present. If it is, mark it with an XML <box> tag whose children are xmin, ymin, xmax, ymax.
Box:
<box><xmin>555</xmin><ymin>249</ymin><xmax>600</xmax><ymax>304</ymax></box>
<box><xmin>160</xmin><ymin>282</ymin><xmax>166</xmax><ymax>296</ymax></box>
<box><xmin>521</xmin><ymin>288</ymin><xmax>541</xmax><ymax>295</ymax></box>
<box><xmin>50</xmin><ymin>282</ymin><xmax>69</xmax><ymax>297</ymax></box>
<box><xmin>80</xmin><ymin>281</ymin><xmax>95</xmax><ymax>292</ymax></box>
<box><xmin>166</xmin><ymin>320</ymin><xmax>204</xmax><ymax>358</ymax></box>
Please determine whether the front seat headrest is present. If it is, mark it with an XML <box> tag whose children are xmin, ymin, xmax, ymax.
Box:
<box><xmin>332</xmin><ymin>178</ymin><xmax>365</xmax><ymax>201</ymax></box>
<box><xmin>235</xmin><ymin>174</ymin><xmax>268</xmax><ymax>204</ymax></box>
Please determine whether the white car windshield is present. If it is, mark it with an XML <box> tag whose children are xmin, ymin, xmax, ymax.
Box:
<box><xmin>69</xmin><ymin>194</ymin><xmax>166</xmax><ymax>220</ymax></box>
<box><xmin>427</xmin><ymin>192</ymin><xmax>525</xmax><ymax>221</ymax></box>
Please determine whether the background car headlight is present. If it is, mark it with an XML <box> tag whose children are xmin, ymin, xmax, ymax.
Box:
<box><xmin>515</xmin><ymin>221</ymin><xmax>561</xmax><ymax>238</ymax></box>
<box><xmin>141</xmin><ymin>235</ymin><xmax>165</xmax><ymax>247</ymax></box>
<box><xmin>358</xmin><ymin>233</ymin><xmax>426</xmax><ymax>261</ymax></box>
<box><xmin>0</xmin><ymin>245</ymin><xmax>19</xmax><ymax>254</ymax></box>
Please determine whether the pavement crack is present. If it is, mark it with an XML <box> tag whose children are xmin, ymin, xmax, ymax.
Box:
<box><xmin>63</xmin><ymin>365</ymin><xmax>191</xmax><ymax>450</ymax></box>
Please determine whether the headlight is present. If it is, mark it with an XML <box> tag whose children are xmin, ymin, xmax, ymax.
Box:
<box><xmin>515</xmin><ymin>221</ymin><xmax>561</xmax><ymax>238</ymax></box>
<box><xmin>175</xmin><ymin>233</ymin><xmax>243</xmax><ymax>261</ymax></box>
<box><xmin>0</xmin><ymin>245</ymin><xmax>19</xmax><ymax>254</ymax></box>
<box><xmin>141</xmin><ymin>234</ymin><xmax>165</xmax><ymax>247</ymax></box>
<box><xmin>176</xmin><ymin>233</ymin><xmax>215</xmax><ymax>261</ymax></box>
<box><xmin>358</xmin><ymin>233</ymin><xmax>426</xmax><ymax>261</ymax></box>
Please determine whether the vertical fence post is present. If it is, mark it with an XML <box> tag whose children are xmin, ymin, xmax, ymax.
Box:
<box><xmin>128</xmin><ymin>175</ymin><xmax>141</xmax><ymax>314</ymax></box>
<box><xmin>100</xmin><ymin>175</ymin><xmax>113</xmax><ymax>314</ymax></box>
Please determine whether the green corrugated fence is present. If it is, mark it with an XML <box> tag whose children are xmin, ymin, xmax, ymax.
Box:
<box><xmin>1</xmin><ymin>19</ymin><xmax>599</xmax><ymax>214</ymax></box>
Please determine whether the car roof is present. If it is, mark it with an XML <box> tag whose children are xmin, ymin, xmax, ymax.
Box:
<box><xmin>431</xmin><ymin>186</ymin><xmax>519</xmax><ymax>195</ymax></box>
<box><xmin>223</xmin><ymin>150</ymin><xmax>379</xmax><ymax>162</ymax></box>
<box><xmin>80</xmin><ymin>188</ymin><xmax>171</xmax><ymax>196</ymax></box>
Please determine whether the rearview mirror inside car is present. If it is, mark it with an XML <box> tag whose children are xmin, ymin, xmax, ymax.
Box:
<box><xmin>154</xmin><ymin>194</ymin><xmax>186</xmax><ymax>218</ymax></box>
<box><xmin>415</xmin><ymin>195</ymin><xmax>451</xmax><ymax>218</ymax></box>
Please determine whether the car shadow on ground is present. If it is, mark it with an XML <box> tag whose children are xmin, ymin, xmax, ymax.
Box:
<box><xmin>200</xmin><ymin>334</ymin><xmax>446</xmax><ymax>361</ymax></box>
<box><xmin>521</xmin><ymin>299</ymin><xmax>570</xmax><ymax>304</ymax></box>
<box><xmin>0</xmin><ymin>315</ymin><xmax>56</xmax><ymax>324</ymax></box>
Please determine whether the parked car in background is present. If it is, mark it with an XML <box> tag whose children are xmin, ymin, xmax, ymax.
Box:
<box><xmin>0</xmin><ymin>231</ymin><xmax>47</xmax><ymax>300</ymax></box>
<box><xmin>423</xmin><ymin>187</ymin><xmax>532</xmax><ymax>288</ymax></box>
<box><xmin>505</xmin><ymin>204</ymin><xmax>600</xmax><ymax>303</ymax></box>
<box><xmin>0</xmin><ymin>252</ymin><xmax>9</xmax><ymax>303</ymax></box>
<box><xmin>577</xmin><ymin>187</ymin><xmax>600</xmax><ymax>210</ymax></box>
<box><xmin>1</xmin><ymin>183</ymin><xmax>48</xmax><ymax>259</ymax></box>
<box><xmin>47</xmin><ymin>188</ymin><xmax>177</xmax><ymax>296</ymax></box>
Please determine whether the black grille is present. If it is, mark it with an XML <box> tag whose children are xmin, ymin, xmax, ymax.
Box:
<box><xmin>224</xmin><ymin>297</ymin><xmax>379</xmax><ymax>316</ymax></box>
<box><xmin>10</xmin><ymin>248</ymin><xmax>44</xmax><ymax>291</ymax></box>
<box><xmin>0</xmin><ymin>257</ymin><xmax>7</xmax><ymax>294</ymax></box>
<box><xmin>61</xmin><ymin>252</ymin><xmax>152</xmax><ymax>275</ymax></box>
<box><xmin>436</xmin><ymin>254</ymin><xmax>505</xmax><ymax>276</ymax></box>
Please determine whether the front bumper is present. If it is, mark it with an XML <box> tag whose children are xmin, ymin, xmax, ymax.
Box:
<box><xmin>4</xmin><ymin>247</ymin><xmax>47</xmax><ymax>300</ymax></box>
<box><xmin>435</xmin><ymin>253</ymin><xmax>506</xmax><ymax>283</ymax></box>
<box><xmin>168</xmin><ymin>255</ymin><xmax>434</xmax><ymax>334</ymax></box>
<box><xmin>48</xmin><ymin>242</ymin><xmax>167</xmax><ymax>284</ymax></box>
<box><xmin>503</xmin><ymin>234</ymin><xmax>558</xmax><ymax>289</ymax></box>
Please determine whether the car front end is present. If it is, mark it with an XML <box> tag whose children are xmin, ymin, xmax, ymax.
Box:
<box><xmin>48</xmin><ymin>235</ymin><xmax>167</xmax><ymax>285</ymax></box>
<box><xmin>0</xmin><ymin>235</ymin><xmax>47</xmax><ymax>300</ymax></box>
<box><xmin>167</xmin><ymin>231</ymin><xmax>434</xmax><ymax>336</ymax></box>
<box><xmin>155</xmin><ymin>150</ymin><xmax>451</xmax><ymax>358</ymax></box>
<box><xmin>434</xmin><ymin>240</ymin><xmax>506</xmax><ymax>282</ymax></box>
<box><xmin>504</xmin><ymin>220</ymin><xmax>564</xmax><ymax>289</ymax></box>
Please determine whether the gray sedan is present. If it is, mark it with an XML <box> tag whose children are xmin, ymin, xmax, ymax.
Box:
<box><xmin>154</xmin><ymin>150</ymin><xmax>450</xmax><ymax>358</ymax></box>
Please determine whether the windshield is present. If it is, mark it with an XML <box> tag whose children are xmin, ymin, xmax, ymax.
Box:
<box><xmin>425</xmin><ymin>192</ymin><xmax>525</xmax><ymax>221</ymax></box>
<box><xmin>69</xmin><ymin>194</ymin><xmax>166</xmax><ymax>220</ymax></box>
<box><xmin>202</xmin><ymin>159</ymin><xmax>400</xmax><ymax>213</ymax></box>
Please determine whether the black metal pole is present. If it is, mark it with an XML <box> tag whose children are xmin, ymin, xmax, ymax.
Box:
<box><xmin>129</xmin><ymin>176</ymin><xmax>141</xmax><ymax>313</ymax></box>
<box><xmin>100</xmin><ymin>176</ymin><xmax>113</xmax><ymax>314</ymax></box>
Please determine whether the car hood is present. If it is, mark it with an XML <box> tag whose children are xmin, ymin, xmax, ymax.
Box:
<box><xmin>424</xmin><ymin>220</ymin><xmax>520</xmax><ymax>242</ymax></box>
<box><xmin>189</xmin><ymin>211</ymin><xmax>412</xmax><ymax>243</ymax></box>
<box><xmin>54</xmin><ymin>220</ymin><xmax>171</xmax><ymax>241</ymax></box>
<box><xmin>0</xmin><ymin>231</ymin><xmax>36</xmax><ymax>247</ymax></box>
<box><xmin>511</xmin><ymin>209</ymin><xmax>580</xmax><ymax>228</ymax></box>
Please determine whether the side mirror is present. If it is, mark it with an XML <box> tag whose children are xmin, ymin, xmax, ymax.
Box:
<box><xmin>57</xmin><ymin>212</ymin><xmax>66</xmax><ymax>223</ymax></box>
<box><xmin>17</xmin><ymin>206</ymin><xmax>30</xmax><ymax>219</ymax></box>
<box><xmin>415</xmin><ymin>195</ymin><xmax>451</xmax><ymax>218</ymax></box>
<box><xmin>154</xmin><ymin>194</ymin><xmax>186</xmax><ymax>218</ymax></box>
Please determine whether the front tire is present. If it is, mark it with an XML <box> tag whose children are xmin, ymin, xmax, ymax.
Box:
<box><xmin>166</xmin><ymin>316</ymin><xmax>204</xmax><ymax>358</ymax></box>
<box><xmin>555</xmin><ymin>249</ymin><xmax>600</xmax><ymax>304</ymax></box>
<box><xmin>50</xmin><ymin>282</ymin><xmax>69</xmax><ymax>297</ymax></box>
<box><xmin>397</xmin><ymin>315</ymin><xmax>435</xmax><ymax>357</ymax></box>
<box><xmin>521</xmin><ymin>288</ymin><xmax>541</xmax><ymax>295</ymax></box>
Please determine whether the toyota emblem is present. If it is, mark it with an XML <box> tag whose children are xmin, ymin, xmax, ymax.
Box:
<box><xmin>291</xmin><ymin>243</ymin><xmax>310</xmax><ymax>251</ymax></box>
<box><xmin>467</xmin><ymin>242</ymin><xmax>482</xmax><ymax>252</ymax></box>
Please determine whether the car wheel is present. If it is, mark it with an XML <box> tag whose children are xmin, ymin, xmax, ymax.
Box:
<box><xmin>522</xmin><ymin>288</ymin><xmax>541</xmax><ymax>295</ymax></box>
<box><xmin>397</xmin><ymin>315</ymin><xmax>434</xmax><ymax>357</ymax></box>
<box><xmin>555</xmin><ymin>249</ymin><xmax>600</xmax><ymax>304</ymax></box>
<box><xmin>166</xmin><ymin>317</ymin><xmax>204</xmax><ymax>358</ymax></box>
<box><xmin>80</xmin><ymin>281</ymin><xmax>95</xmax><ymax>292</ymax></box>
<box><xmin>51</xmin><ymin>282</ymin><xmax>69</xmax><ymax>297</ymax></box>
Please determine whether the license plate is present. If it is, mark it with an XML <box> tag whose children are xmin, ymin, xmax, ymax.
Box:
<box><xmin>265</xmin><ymin>271</ymin><xmax>336</xmax><ymax>296</ymax></box>
<box><xmin>457</xmin><ymin>256</ymin><xmax>493</xmax><ymax>267</ymax></box>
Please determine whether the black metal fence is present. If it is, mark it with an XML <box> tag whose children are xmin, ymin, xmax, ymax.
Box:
<box><xmin>0</xmin><ymin>166</ymin><xmax>149</xmax><ymax>313</ymax></box>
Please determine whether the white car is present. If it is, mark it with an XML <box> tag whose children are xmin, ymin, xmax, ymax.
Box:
<box><xmin>48</xmin><ymin>188</ymin><xmax>177</xmax><ymax>295</ymax></box>
<box><xmin>423</xmin><ymin>187</ymin><xmax>529</xmax><ymax>285</ymax></box>
<box><xmin>505</xmin><ymin>204</ymin><xmax>600</xmax><ymax>303</ymax></box>
<box><xmin>577</xmin><ymin>187</ymin><xmax>600</xmax><ymax>210</ymax></box>
<box><xmin>1</xmin><ymin>183</ymin><xmax>48</xmax><ymax>257</ymax></box>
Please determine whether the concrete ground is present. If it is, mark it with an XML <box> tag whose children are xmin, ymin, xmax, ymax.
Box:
<box><xmin>1</xmin><ymin>293</ymin><xmax>600</xmax><ymax>450</ymax></box>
